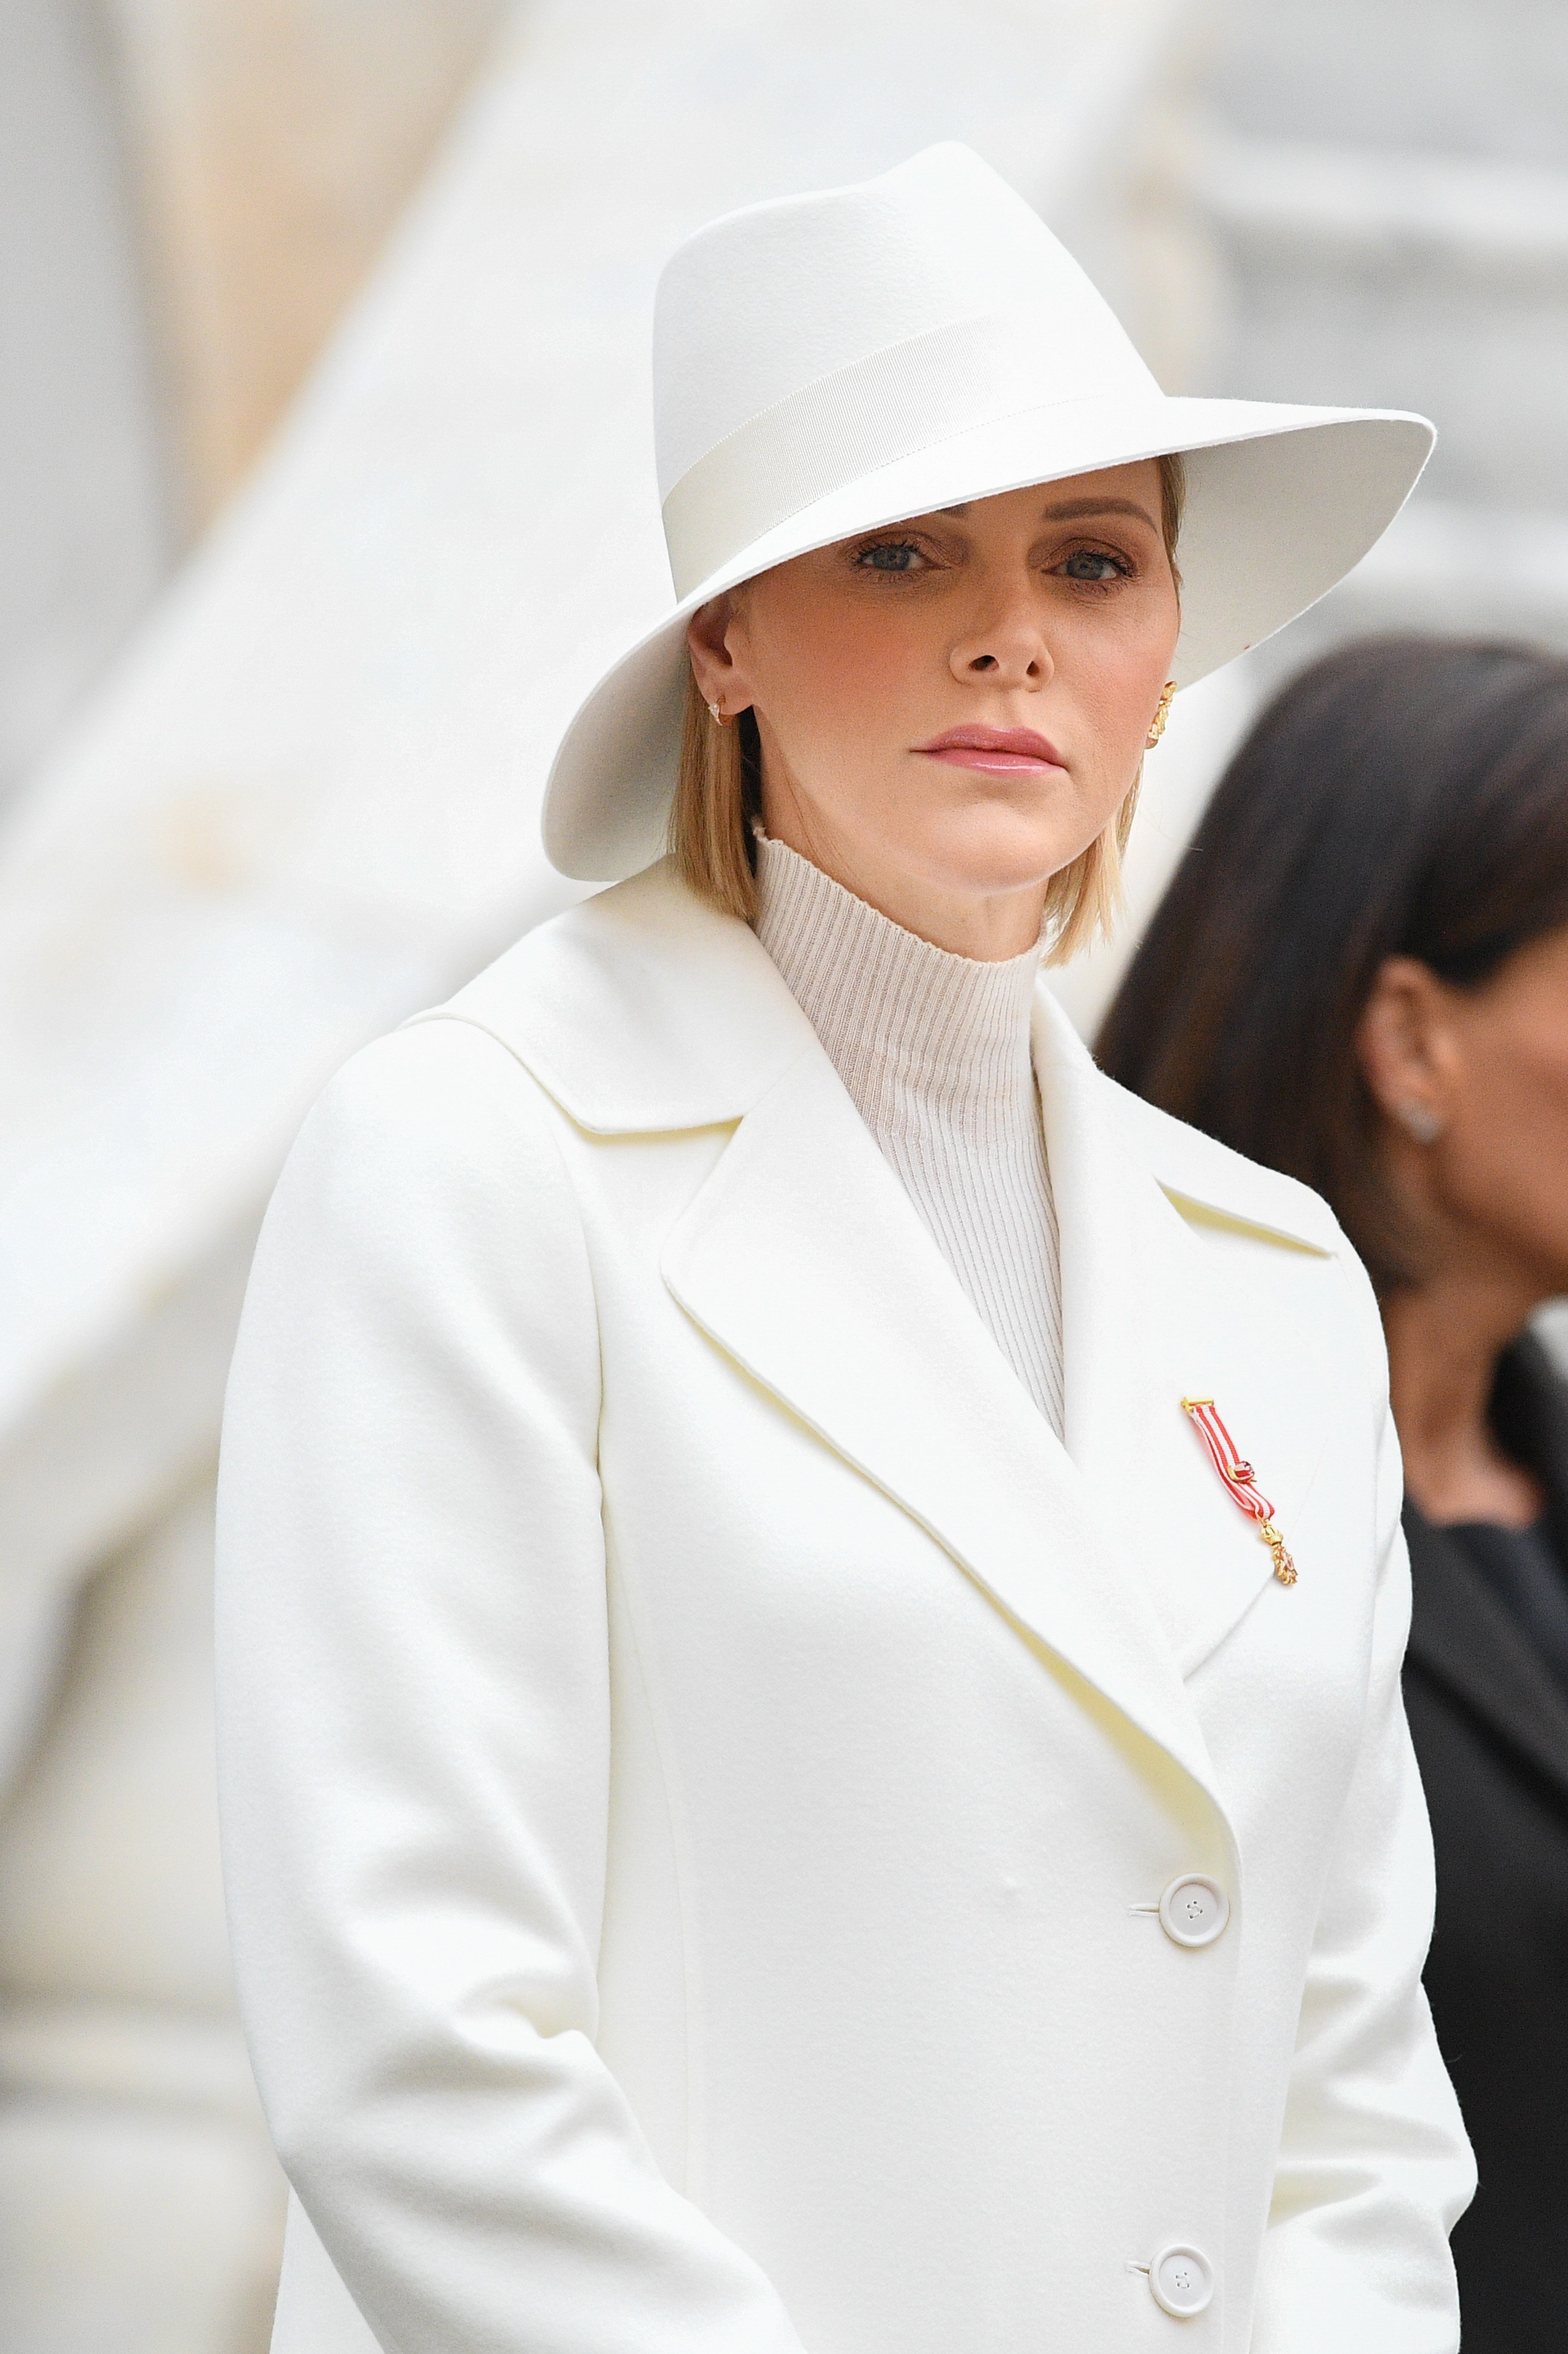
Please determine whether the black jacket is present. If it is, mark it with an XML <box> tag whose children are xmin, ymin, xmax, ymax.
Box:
<box><xmin>1404</xmin><ymin>1331</ymin><xmax>1568</xmax><ymax>2354</ymax></box>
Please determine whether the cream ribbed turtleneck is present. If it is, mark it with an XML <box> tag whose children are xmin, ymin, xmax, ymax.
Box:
<box><xmin>753</xmin><ymin>832</ymin><xmax>1064</xmax><ymax>1434</ymax></box>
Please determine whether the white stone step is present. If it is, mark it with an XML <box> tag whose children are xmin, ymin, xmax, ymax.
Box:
<box><xmin>1207</xmin><ymin>0</ymin><xmax>1568</xmax><ymax>172</ymax></box>
<box><xmin>1194</xmin><ymin>135</ymin><xmax>1568</xmax><ymax>510</ymax></box>
<box><xmin>1318</xmin><ymin>494</ymin><xmax>1568</xmax><ymax>647</ymax></box>
<box><xmin>1203</xmin><ymin>135</ymin><xmax>1568</xmax><ymax>274</ymax></box>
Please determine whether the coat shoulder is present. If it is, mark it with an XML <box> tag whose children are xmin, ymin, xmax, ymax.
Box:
<box><xmin>235</xmin><ymin>1020</ymin><xmax>602</xmax><ymax>1433</ymax></box>
<box><xmin>427</xmin><ymin>859</ymin><xmax>814</xmax><ymax>1135</ymax></box>
<box><xmin>301</xmin><ymin>1016</ymin><xmax>568</xmax><ymax>1183</ymax></box>
<box><xmin>258</xmin><ymin>1019</ymin><xmax>589</xmax><ymax>1314</ymax></box>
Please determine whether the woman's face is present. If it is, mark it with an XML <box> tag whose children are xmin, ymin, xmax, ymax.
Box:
<box><xmin>1359</xmin><ymin>921</ymin><xmax>1568</xmax><ymax>1300</ymax></box>
<box><xmin>686</xmin><ymin>463</ymin><xmax>1182</xmax><ymax>958</ymax></box>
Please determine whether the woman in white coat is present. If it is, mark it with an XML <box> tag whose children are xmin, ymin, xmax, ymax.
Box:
<box><xmin>216</xmin><ymin>145</ymin><xmax>1474</xmax><ymax>2353</ymax></box>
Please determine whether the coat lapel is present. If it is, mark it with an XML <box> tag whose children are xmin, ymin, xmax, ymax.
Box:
<box><xmin>1036</xmin><ymin>994</ymin><xmax>1334</xmax><ymax>1678</ymax></box>
<box><xmin>662</xmin><ymin>1035</ymin><xmax>1226</xmax><ymax>1816</ymax></box>
<box><xmin>453</xmin><ymin>859</ymin><xmax>1332</xmax><ymax>1811</ymax></box>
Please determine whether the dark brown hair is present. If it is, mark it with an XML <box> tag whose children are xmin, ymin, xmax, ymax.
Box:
<box><xmin>1096</xmin><ymin>635</ymin><xmax>1568</xmax><ymax>1291</ymax></box>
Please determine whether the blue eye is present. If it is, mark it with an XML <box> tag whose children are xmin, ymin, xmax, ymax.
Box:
<box><xmin>859</xmin><ymin>540</ymin><xmax>924</xmax><ymax>572</ymax></box>
<box><xmin>1061</xmin><ymin>550</ymin><xmax>1126</xmax><ymax>581</ymax></box>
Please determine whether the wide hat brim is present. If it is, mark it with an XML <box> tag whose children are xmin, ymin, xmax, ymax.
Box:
<box><xmin>544</xmin><ymin>391</ymin><xmax>1434</xmax><ymax>883</ymax></box>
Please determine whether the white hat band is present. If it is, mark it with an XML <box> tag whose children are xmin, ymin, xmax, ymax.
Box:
<box><xmin>659</xmin><ymin>311</ymin><xmax>1143</xmax><ymax>599</ymax></box>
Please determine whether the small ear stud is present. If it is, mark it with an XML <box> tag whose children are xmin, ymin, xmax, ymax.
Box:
<box><xmin>1397</xmin><ymin>1099</ymin><xmax>1444</xmax><ymax>1143</ymax></box>
<box><xmin>1145</xmin><ymin>680</ymin><xmax>1177</xmax><ymax>751</ymax></box>
<box><xmin>707</xmin><ymin>700</ymin><xmax>726</xmax><ymax>725</ymax></box>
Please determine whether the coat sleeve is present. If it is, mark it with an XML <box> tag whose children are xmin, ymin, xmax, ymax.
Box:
<box><xmin>215</xmin><ymin>1018</ymin><xmax>807</xmax><ymax>2354</ymax></box>
<box><xmin>1252</xmin><ymin>1247</ymin><xmax>1475</xmax><ymax>2353</ymax></box>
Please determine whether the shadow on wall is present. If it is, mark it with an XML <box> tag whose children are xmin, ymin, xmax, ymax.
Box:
<box><xmin>0</xmin><ymin>0</ymin><xmax>506</xmax><ymax>806</ymax></box>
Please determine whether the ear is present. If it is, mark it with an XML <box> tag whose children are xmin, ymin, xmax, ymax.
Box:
<box><xmin>1354</xmin><ymin>954</ymin><xmax>1458</xmax><ymax>1127</ymax></box>
<box><xmin>685</xmin><ymin>591</ymin><xmax>748</xmax><ymax>711</ymax></box>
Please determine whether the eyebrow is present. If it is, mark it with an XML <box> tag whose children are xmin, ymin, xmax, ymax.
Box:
<box><xmin>1040</xmin><ymin>496</ymin><xmax>1157</xmax><ymax>527</ymax></box>
<box><xmin>939</xmin><ymin>496</ymin><xmax>1157</xmax><ymax>528</ymax></box>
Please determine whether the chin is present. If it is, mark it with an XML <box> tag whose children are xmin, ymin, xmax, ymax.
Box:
<box><xmin>928</xmin><ymin>802</ymin><xmax>1088</xmax><ymax>875</ymax></box>
<box><xmin>918</xmin><ymin>833</ymin><xmax>1082</xmax><ymax>899</ymax></box>
<box><xmin>941</xmin><ymin>867</ymin><xmax>1071</xmax><ymax>902</ymax></box>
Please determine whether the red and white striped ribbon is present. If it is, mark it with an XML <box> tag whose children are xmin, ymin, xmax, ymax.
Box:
<box><xmin>1180</xmin><ymin>1398</ymin><xmax>1297</xmax><ymax>1585</ymax></box>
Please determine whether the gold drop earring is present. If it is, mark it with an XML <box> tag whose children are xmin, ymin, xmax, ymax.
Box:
<box><xmin>1146</xmin><ymin>680</ymin><xmax>1177</xmax><ymax>751</ymax></box>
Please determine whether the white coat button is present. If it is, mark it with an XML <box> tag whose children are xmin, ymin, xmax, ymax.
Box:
<box><xmin>1150</xmin><ymin>2243</ymin><xmax>1214</xmax><ymax>2318</ymax></box>
<box><xmin>1158</xmin><ymin>1874</ymin><xmax>1230</xmax><ymax>1948</ymax></box>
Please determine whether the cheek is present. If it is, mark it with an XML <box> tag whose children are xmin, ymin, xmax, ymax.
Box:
<box><xmin>1446</xmin><ymin>1024</ymin><xmax>1568</xmax><ymax>1259</ymax></box>
<box><xmin>752</xmin><ymin>597</ymin><xmax>928</xmax><ymax>745</ymax></box>
<box><xmin>1058</xmin><ymin>605</ymin><xmax>1177</xmax><ymax>748</ymax></box>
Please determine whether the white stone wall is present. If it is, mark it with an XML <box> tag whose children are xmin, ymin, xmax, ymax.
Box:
<box><xmin>109</xmin><ymin>0</ymin><xmax>507</xmax><ymax>520</ymax></box>
<box><xmin>0</xmin><ymin>0</ymin><xmax>506</xmax><ymax>818</ymax></box>
<box><xmin>1209</xmin><ymin>0</ymin><xmax>1568</xmax><ymax>167</ymax></box>
<box><xmin>0</xmin><ymin>1479</ymin><xmax>283</xmax><ymax>2353</ymax></box>
<box><xmin>0</xmin><ymin>0</ymin><xmax>173</xmax><ymax>804</ymax></box>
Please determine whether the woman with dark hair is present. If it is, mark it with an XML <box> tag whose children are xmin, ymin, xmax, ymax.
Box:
<box><xmin>1100</xmin><ymin>633</ymin><xmax>1568</xmax><ymax>2354</ymax></box>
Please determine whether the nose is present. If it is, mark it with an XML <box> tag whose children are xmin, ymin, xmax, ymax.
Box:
<box><xmin>948</xmin><ymin>592</ymin><xmax>1053</xmax><ymax>690</ymax></box>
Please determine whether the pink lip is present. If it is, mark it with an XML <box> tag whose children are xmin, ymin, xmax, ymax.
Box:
<box><xmin>914</xmin><ymin>724</ymin><xmax>1067</xmax><ymax>777</ymax></box>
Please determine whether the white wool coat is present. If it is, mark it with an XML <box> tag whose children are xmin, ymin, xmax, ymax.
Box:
<box><xmin>216</xmin><ymin>859</ymin><xmax>1473</xmax><ymax>2354</ymax></box>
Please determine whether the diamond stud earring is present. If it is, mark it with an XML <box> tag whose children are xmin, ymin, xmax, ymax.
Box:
<box><xmin>1397</xmin><ymin>1100</ymin><xmax>1444</xmax><ymax>1144</ymax></box>
<box><xmin>707</xmin><ymin>700</ymin><xmax>724</xmax><ymax>725</ymax></box>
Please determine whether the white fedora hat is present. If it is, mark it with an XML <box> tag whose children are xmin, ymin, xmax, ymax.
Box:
<box><xmin>544</xmin><ymin>142</ymin><xmax>1433</xmax><ymax>882</ymax></box>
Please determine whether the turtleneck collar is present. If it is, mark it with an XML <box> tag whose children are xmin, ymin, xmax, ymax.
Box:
<box><xmin>751</xmin><ymin>830</ymin><xmax>1064</xmax><ymax>1433</ymax></box>
<box><xmin>751</xmin><ymin>832</ymin><xmax>1043</xmax><ymax>1144</ymax></box>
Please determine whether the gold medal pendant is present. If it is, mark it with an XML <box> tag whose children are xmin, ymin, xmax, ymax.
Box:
<box><xmin>1181</xmin><ymin>1398</ymin><xmax>1298</xmax><ymax>1586</ymax></box>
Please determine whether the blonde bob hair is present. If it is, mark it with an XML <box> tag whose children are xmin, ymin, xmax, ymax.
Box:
<box><xmin>671</xmin><ymin>452</ymin><xmax>1185</xmax><ymax>963</ymax></box>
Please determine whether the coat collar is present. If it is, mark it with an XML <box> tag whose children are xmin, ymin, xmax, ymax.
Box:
<box><xmin>432</xmin><ymin>858</ymin><xmax>817</xmax><ymax>1133</ymax></box>
<box><xmin>435</xmin><ymin>860</ymin><xmax>1345</xmax><ymax>1822</ymax></box>
<box><xmin>437</xmin><ymin>862</ymin><xmax>1337</xmax><ymax>1254</ymax></box>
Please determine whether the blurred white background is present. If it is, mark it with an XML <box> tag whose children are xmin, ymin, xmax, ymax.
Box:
<box><xmin>2</xmin><ymin>3</ymin><xmax>1565</xmax><ymax>2345</ymax></box>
